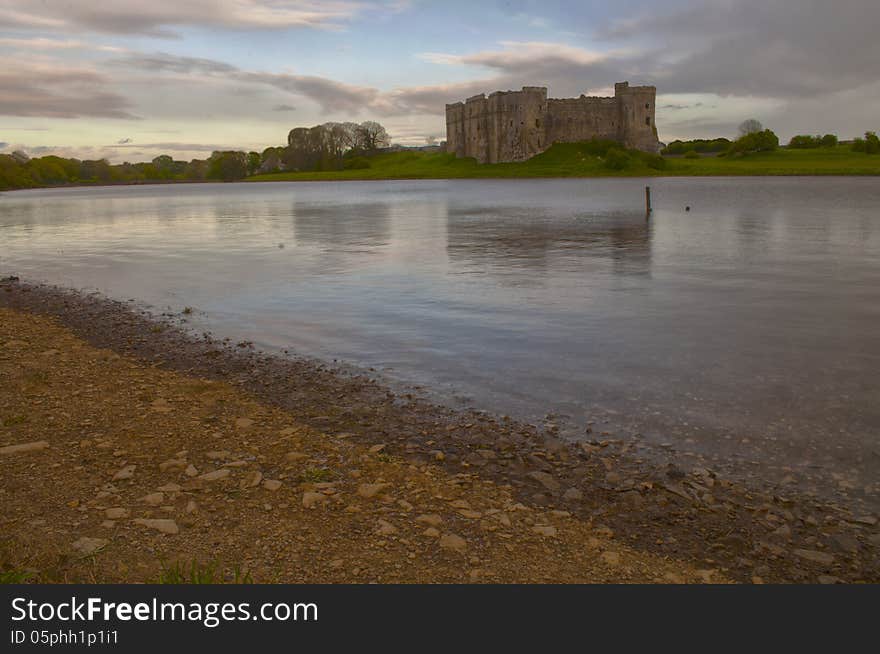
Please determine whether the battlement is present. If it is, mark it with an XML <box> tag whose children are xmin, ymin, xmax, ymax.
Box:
<box><xmin>445</xmin><ymin>81</ymin><xmax>660</xmax><ymax>163</ymax></box>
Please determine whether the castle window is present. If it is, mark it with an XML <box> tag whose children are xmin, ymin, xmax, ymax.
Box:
<box><xmin>645</xmin><ymin>103</ymin><xmax>650</xmax><ymax>109</ymax></box>
<box><xmin>535</xmin><ymin>119</ymin><xmax>540</xmax><ymax>128</ymax></box>
<box><xmin>645</xmin><ymin>117</ymin><xmax>651</xmax><ymax>126</ymax></box>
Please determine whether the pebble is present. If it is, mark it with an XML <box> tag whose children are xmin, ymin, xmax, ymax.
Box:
<box><xmin>793</xmin><ymin>549</ymin><xmax>834</xmax><ymax>566</ymax></box>
<box><xmin>71</xmin><ymin>537</ymin><xmax>109</xmax><ymax>556</ymax></box>
<box><xmin>357</xmin><ymin>483</ymin><xmax>390</xmax><ymax>499</ymax></box>
<box><xmin>376</xmin><ymin>519</ymin><xmax>398</xmax><ymax>536</ymax></box>
<box><xmin>159</xmin><ymin>458</ymin><xmax>186</xmax><ymax>472</ymax></box>
<box><xmin>105</xmin><ymin>507</ymin><xmax>129</xmax><ymax>519</ymax></box>
<box><xmin>240</xmin><ymin>471</ymin><xmax>263</xmax><ymax>489</ymax></box>
<box><xmin>416</xmin><ymin>514</ymin><xmax>443</xmax><ymax>527</ymax></box>
<box><xmin>262</xmin><ymin>479</ymin><xmax>282</xmax><ymax>491</ymax></box>
<box><xmin>601</xmin><ymin>551</ymin><xmax>621</xmax><ymax>566</ymax></box>
<box><xmin>562</xmin><ymin>487</ymin><xmax>583</xmax><ymax>501</ymax></box>
<box><xmin>235</xmin><ymin>418</ymin><xmax>254</xmax><ymax>429</ymax></box>
<box><xmin>302</xmin><ymin>492</ymin><xmax>328</xmax><ymax>509</ymax></box>
<box><xmin>157</xmin><ymin>483</ymin><xmax>181</xmax><ymax>492</ymax></box>
<box><xmin>439</xmin><ymin>532</ymin><xmax>467</xmax><ymax>552</ymax></box>
<box><xmin>133</xmin><ymin>518</ymin><xmax>179</xmax><ymax>535</ymax></box>
<box><xmin>141</xmin><ymin>492</ymin><xmax>164</xmax><ymax>506</ymax></box>
<box><xmin>0</xmin><ymin>441</ymin><xmax>49</xmax><ymax>455</ymax></box>
<box><xmin>423</xmin><ymin>527</ymin><xmax>441</xmax><ymax>538</ymax></box>
<box><xmin>199</xmin><ymin>469</ymin><xmax>230</xmax><ymax>482</ymax></box>
<box><xmin>112</xmin><ymin>465</ymin><xmax>135</xmax><ymax>480</ymax></box>
<box><xmin>185</xmin><ymin>464</ymin><xmax>199</xmax><ymax>477</ymax></box>
<box><xmin>532</xmin><ymin>525</ymin><xmax>558</xmax><ymax>537</ymax></box>
<box><xmin>528</xmin><ymin>471</ymin><xmax>560</xmax><ymax>492</ymax></box>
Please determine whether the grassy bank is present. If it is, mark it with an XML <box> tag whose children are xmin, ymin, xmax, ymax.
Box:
<box><xmin>249</xmin><ymin>143</ymin><xmax>880</xmax><ymax>183</ymax></box>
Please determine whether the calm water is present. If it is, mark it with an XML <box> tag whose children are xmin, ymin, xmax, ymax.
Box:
<box><xmin>2</xmin><ymin>178</ymin><xmax>879</xmax><ymax>503</ymax></box>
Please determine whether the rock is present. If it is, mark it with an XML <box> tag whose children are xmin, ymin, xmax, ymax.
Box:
<box><xmin>376</xmin><ymin>519</ymin><xmax>398</xmax><ymax>536</ymax></box>
<box><xmin>240</xmin><ymin>471</ymin><xmax>263</xmax><ymax>489</ymax></box>
<box><xmin>100</xmin><ymin>521</ymin><xmax>116</xmax><ymax>529</ymax></box>
<box><xmin>368</xmin><ymin>444</ymin><xmax>386</xmax><ymax>453</ymax></box>
<box><xmin>185</xmin><ymin>464</ymin><xmax>199</xmax><ymax>477</ymax></box>
<box><xmin>235</xmin><ymin>417</ymin><xmax>254</xmax><ymax>429</ymax></box>
<box><xmin>459</xmin><ymin>510</ymin><xmax>482</xmax><ymax>519</ymax></box>
<box><xmin>184</xmin><ymin>500</ymin><xmax>198</xmax><ymax>514</ymax></box>
<box><xmin>112</xmin><ymin>465</ymin><xmax>135</xmax><ymax>480</ymax></box>
<box><xmin>72</xmin><ymin>537</ymin><xmax>109</xmax><ymax>556</ymax></box>
<box><xmin>527</xmin><ymin>471</ymin><xmax>560</xmax><ymax>492</ymax></box>
<box><xmin>262</xmin><ymin>479</ymin><xmax>282</xmax><ymax>491</ymax></box>
<box><xmin>133</xmin><ymin>518</ymin><xmax>179</xmax><ymax>535</ymax></box>
<box><xmin>831</xmin><ymin>534</ymin><xmax>859</xmax><ymax>554</ymax></box>
<box><xmin>357</xmin><ymin>483</ymin><xmax>390</xmax><ymax>499</ymax></box>
<box><xmin>416</xmin><ymin>514</ymin><xmax>443</xmax><ymax>527</ymax></box>
<box><xmin>793</xmin><ymin>549</ymin><xmax>834</xmax><ymax>566</ymax></box>
<box><xmin>439</xmin><ymin>532</ymin><xmax>467</xmax><ymax>552</ymax></box>
<box><xmin>141</xmin><ymin>492</ymin><xmax>164</xmax><ymax>506</ymax></box>
<box><xmin>773</xmin><ymin>524</ymin><xmax>792</xmax><ymax>539</ymax></box>
<box><xmin>199</xmin><ymin>468</ymin><xmax>230</xmax><ymax>482</ymax></box>
<box><xmin>302</xmin><ymin>492</ymin><xmax>328</xmax><ymax>509</ymax></box>
<box><xmin>423</xmin><ymin>527</ymin><xmax>441</xmax><ymax>538</ymax></box>
<box><xmin>105</xmin><ymin>507</ymin><xmax>129</xmax><ymax>519</ymax></box>
<box><xmin>285</xmin><ymin>452</ymin><xmax>308</xmax><ymax>462</ymax></box>
<box><xmin>852</xmin><ymin>515</ymin><xmax>878</xmax><ymax>526</ymax></box>
<box><xmin>605</xmin><ymin>471</ymin><xmax>622</xmax><ymax>486</ymax></box>
<box><xmin>532</xmin><ymin>525</ymin><xmax>558</xmax><ymax>537</ymax></box>
<box><xmin>159</xmin><ymin>458</ymin><xmax>186</xmax><ymax>472</ymax></box>
<box><xmin>818</xmin><ymin>575</ymin><xmax>843</xmax><ymax>585</ymax></box>
<box><xmin>0</xmin><ymin>441</ymin><xmax>49</xmax><ymax>455</ymax></box>
<box><xmin>205</xmin><ymin>450</ymin><xmax>230</xmax><ymax>460</ymax></box>
<box><xmin>157</xmin><ymin>483</ymin><xmax>181</xmax><ymax>492</ymax></box>
<box><xmin>562</xmin><ymin>487</ymin><xmax>583</xmax><ymax>502</ymax></box>
<box><xmin>601</xmin><ymin>551</ymin><xmax>621</xmax><ymax>566</ymax></box>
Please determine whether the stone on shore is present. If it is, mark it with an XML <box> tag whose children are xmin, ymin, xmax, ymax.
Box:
<box><xmin>439</xmin><ymin>532</ymin><xmax>467</xmax><ymax>552</ymax></box>
<box><xmin>0</xmin><ymin>441</ymin><xmax>49</xmax><ymax>455</ymax></box>
<box><xmin>133</xmin><ymin>518</ymin><xmax>179</xmax><ymax>535</ymax></box>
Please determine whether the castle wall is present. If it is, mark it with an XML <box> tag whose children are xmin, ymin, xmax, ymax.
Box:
<box><xmin>445</xmin><ymin>81</ymin><xmax>659</xmax><ymax>164</ymax></box>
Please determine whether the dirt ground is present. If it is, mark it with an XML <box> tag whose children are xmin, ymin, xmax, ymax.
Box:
<box><xmin>0</xmin><ymin>306</ymin><xmax>721</xmax><ymax>583</ymax></box>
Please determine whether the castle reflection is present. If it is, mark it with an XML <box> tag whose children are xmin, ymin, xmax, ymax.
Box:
<box><xmin>445</xmin><ymin>206</ymin><xmax>652</xmax><ymax>281</ymax></box>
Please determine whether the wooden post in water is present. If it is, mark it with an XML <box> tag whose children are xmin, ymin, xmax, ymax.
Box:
<box><xmin>645</xmin><ymin>186</ymin><xmax>652</xmax><ymax>218</ymax></box>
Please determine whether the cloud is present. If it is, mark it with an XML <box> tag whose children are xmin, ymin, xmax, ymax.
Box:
<box><xmin>272</xmin><ymin>104</ymin><xmax>297</xmax><ymax>112</ymax></box>
<box><xmin>0</xmin><ymin>37</ymin><xmax>127</xmax><ymax>53</ymax></box>
<box><xmin>597</xmin><ymin>0</ymin><xmax>880</xmax><ymax>99</ymax></box>
<box><xmin>0</xmin><ymin>63</ymin><xmax>138</xmax><ymax>119</ymax></box>
<box><xmin>108</xmin><ymin>141</ymin><xmax>230</xmax><ymax>152</ymax></box>
<box><xmin>0</xmin><ymin>142</ymin><xmax>8</xmax><ymax>149</ymax></box>
<box><xmin>0</xmin><ymin>1</ymin><xmax>385</xmax><ymax>37</ymax></box>
<box><xmin>117</xmin><ymin>138</ymin><xmax>133</xmax><ymax>144</ymax></box>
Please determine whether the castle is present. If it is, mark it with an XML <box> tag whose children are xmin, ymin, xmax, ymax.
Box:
<box><xmin>445</xmin><ymin>82</ymin><xmax>660</xmax><ymax>164</ymax></box>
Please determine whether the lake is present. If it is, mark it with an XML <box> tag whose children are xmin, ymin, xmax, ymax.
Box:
<box><xmin>2</xmin><ymin>178</ymin><xmax>879</xmax><ymax>505</ymax></box>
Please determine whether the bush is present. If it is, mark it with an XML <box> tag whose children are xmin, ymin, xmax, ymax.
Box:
<box><xmin>603</xmin><ymin>148</ymin><xmax>630</xmax><ymax>170</ymax></box>
<box><xmin>788</xmin><ymin>135</ymin><xmax>821</xmax><ymax>149</ymax></box>
<box><xmin>662</xmin><ymin>138</ymin><xmax>730</xmax><ymax>155</ymax></box>
<box><xmin>729</xmin><ymin>129</ymin><xmax>779</xmax><ymax>154</ymax></box>
<box><xmin>684</xmin><ymin>150</ymin><xmax>700</xmax><ymax>159</ymax></box>
<box><xmin>643</xmin><ymin>153</ymin><xmax>667</xmax><ymax>170</ymax></box>
<box><xmin>852</xmin><ymin>132</ymin><xmax>879</xmax><ymax>154</ymax></box>
<box><xmin>820</xmin><ymin>134</ymin><xmax>838</xmax><ymax>148</ymax></box>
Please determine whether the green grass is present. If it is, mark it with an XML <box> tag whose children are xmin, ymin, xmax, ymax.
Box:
<box><xmin>158</xmin><ymin>559</ymin><xmax>252</xmax><ymax>584</ymax></box>
<box><xmin>248</xmin><ymin>143</ymin><xmax>880</xmax><ymax>183</ymax></box>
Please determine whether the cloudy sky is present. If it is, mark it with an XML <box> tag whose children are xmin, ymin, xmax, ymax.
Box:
<box><xmin>1</xmin><ymin>0</ymin><xmax>877</xmax><ymax>162</ymax></box>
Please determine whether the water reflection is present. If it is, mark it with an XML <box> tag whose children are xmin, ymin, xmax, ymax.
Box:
<box><xmin>446</xmin><ymin>208</ymin><xmax>652</xmax><ymax>281</ymax></box>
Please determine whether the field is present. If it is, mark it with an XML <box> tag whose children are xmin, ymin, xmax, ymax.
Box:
<box><xmin>249</xmin><ymin>143</ymin><xmax>880</xmax><ymax>182</ymax></box>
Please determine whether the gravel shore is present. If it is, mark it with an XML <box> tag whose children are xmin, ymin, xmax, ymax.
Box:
<box><xmin>1</xmin><ymin>278</ymin><xmax>877</xmax><ymax>583</ymax></box>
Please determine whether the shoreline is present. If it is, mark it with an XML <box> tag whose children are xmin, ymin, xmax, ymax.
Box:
<box><xmin>1</xmin><ymin>278</ymin><xmax>878</xmax><ymax>583</ymax></box>
<box><xmin>4</xmin><ymin>170</ymin><xmax>880</xmax><ymax>195</ymax></box>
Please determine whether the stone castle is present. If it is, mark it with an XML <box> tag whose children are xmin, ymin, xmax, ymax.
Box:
<box><xmin>445</xmin><ymin>81</ymin><xmax>659</xmax><ymax>164</ymax></box>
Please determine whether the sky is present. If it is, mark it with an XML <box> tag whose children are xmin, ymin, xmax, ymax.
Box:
<box><xmin>1</xmin><ymin>0</ymin><xmax>878</xmax><ymax>163</ymax></box>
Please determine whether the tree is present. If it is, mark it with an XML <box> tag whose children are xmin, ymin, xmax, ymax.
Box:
<box><xmin>247</xmin><ymin>151</ymin><xmax>261</xmax><ymax>176</ymax></box>
<box><xmin>206</xmin><ymin>151</ymin><xmax>247</xmax><ymax>181</ymax></box>
<box><xmin>730</xmin><ymin>129</ymin><xmax>779</xmax><ymax>154</ymax></box>
<box><xmin>738</xmin><ymin>119</ymin><xmax>763</xmax><ymax>136</ymax></box>
<box><xmin>355</xmin><ymin>121</ymin><xmax>390</xmax><ymax>152</ymax></box>
<box><xmin>820</xmin><ymin>134</ymin><xmax>838</xmax><ymax>148</ymax></box>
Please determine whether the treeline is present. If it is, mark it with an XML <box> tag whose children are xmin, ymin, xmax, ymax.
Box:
<box><xmin>0</xmin><ymin>120</ymin><xmax>393</xmax><ymax>190</ymax></box>
<box><xmin>664</xmin><ymin>126</ymin><xmax>879</xmax><ymax>158</ymax></box>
